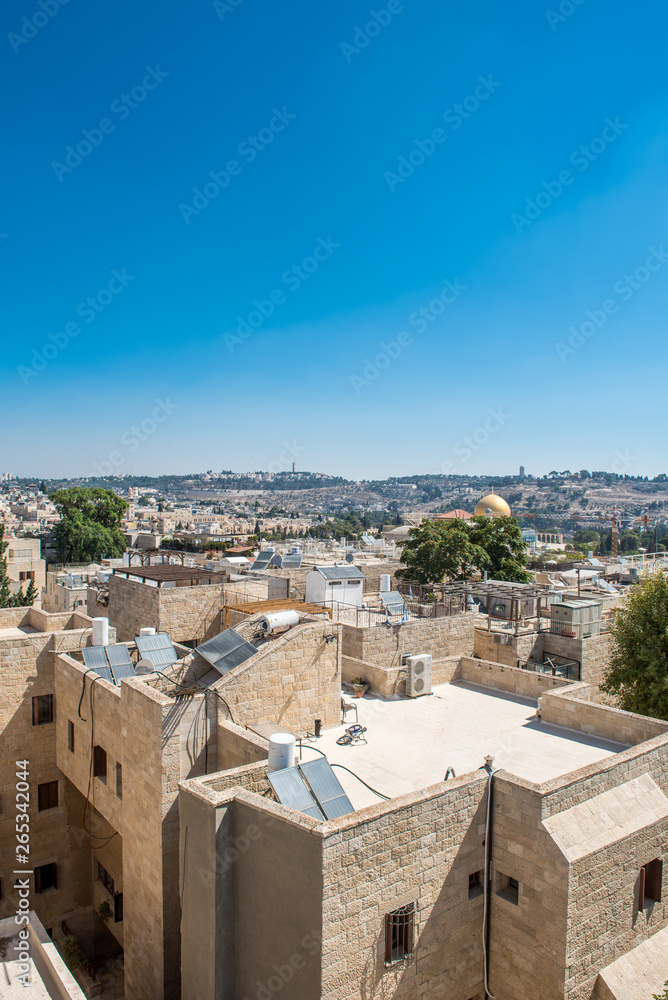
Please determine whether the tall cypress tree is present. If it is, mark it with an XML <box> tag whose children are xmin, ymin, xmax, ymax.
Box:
<box><xmin>0</xmin><ymin>524</ymin><xmax>13</xmax><ymax>608</ymax></box>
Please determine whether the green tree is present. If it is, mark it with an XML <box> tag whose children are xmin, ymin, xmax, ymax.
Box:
<box><xmin>397</xmin><ymin>515</ymin><xmax>531</xmax><ymax>585</ymax></box>
<box><xmin>22</xmin><ymin>577</ymin><xmax>38</xmax><ymax>606</ymax></box>
<box><xmin>653</xmin><ymin>981</ymin><xmax>668</xmax><ymax>1000</ymax></box>
<box><xmin>601</xmin><ymin>574</ymin><xmax>668</xmax><ymax>719</ymax></box>
<box><xmin>50</xmin><ymin>488</ymin><xmax>127</xmax><ymax>563</ymax></box>
<box><xmin>0</xmin><ymin>524</ymin><xmax>13</xmax><ymax>608</ymax></box>
<box><xmin>467</xmin><ymin>516</ymin><xmax>532</xmax><ymax>582</ymax></box>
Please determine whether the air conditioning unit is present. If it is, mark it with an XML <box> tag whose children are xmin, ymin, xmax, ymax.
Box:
<box><xmin>494</xmin><ymin>633</ymin><xmax>510</xmax><ymax>645</ymax></box>
<box><xmin>406</xmin><ymin>654</ymin><xmax>432</xmax><ymax>697</ymax></box>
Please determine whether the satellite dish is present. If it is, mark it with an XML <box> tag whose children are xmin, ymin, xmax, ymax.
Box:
<box><xmin>135</xmin><ymin>659</ymin><xmax>155</xmax><ymax>675</ymax></box>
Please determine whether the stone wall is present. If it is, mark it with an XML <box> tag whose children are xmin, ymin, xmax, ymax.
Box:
<box><xmin>458</xmin><ymin>656</ymin><xmax>570</xmax><ymax>700</ymax></box>
<box><xmin>341</xmin><ymin>612</ymin><xmax>476</xmax><ymax>695</ymax></box>
<box><xmin>540</xmin><ymin>684</ymin><xmax>668</xmax><ymax>746</ymax></box>
<box><xmin>216</xmin><ymin>619</ymin><xmax>342</xmax><ymax>734</ymax></box>
<box><xmin>108</xmin><ymin>574</ymin><xmax>226</xmax><ymax>644</ymax></box>
<box><xmin>320</xmin><ymin>775</ymin><xmax>489</xmax><ymax>1000</ymax></box>
<box><xmin>0</xmin><ymin>612</ymin><xmax>101</xmax><ymax>936</ymax></box>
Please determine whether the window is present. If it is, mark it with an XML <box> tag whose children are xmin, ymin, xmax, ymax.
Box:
<box><xmin>384</xmin><ymin>903</ymin><xmax>415</xmax><ymax>965</ymax></box>
<box><xmin>96</xmin><ymin>861</ymin><xmax>115</xmax><ymax>896</ymax></box>
<box><xmin>116</xmin><ymin>762</ymin><xmax>123</xmax><ymax>800</ymax></box>
<box><xmin>32</xmin><ymin>694</ymin><xmax>54</xmax><ymax>725</ymax></box>
<box><xmin>497</xmin><ymin>874</ymin><xmax>519</xmax><ymax>905</ymax></box>
<box><xmin>468</xmin><ymin>870</ymin><xmax>484</xmax><ymax>900</ymax></box>
<box><xmin>68</xmin><ymin>720</ymin><xmax>75</xmax><ymax>752</ymax></box>
<box><xmin>37</xmin><ymin>781</ymin><xmax>59</xmax><ymax>811</ymax></box>
<box><xmin>35</xmin><ymin>863</ymin><xmax>57</xmax><ymax>893</ymax></box>
<box><xmin>639</xmin><ymin>859</ymin><xmax>663</xmax><ymax>907</ymax></box>
<box><xmin>93</xmin><ymin>745</ymin><xmax>107</xmax><ymax>781</ymax></box>
<box><xmin>346</xmin><ymin>580</ymin><xmax>361</xmax><ymax>586</ymax></box>
<box><xmin>114</xmin><ymin>892</ymin><xmax>124</xmax><ymax>923</ymax></box>
<box><xmin>19</xmin><ymin>570</ymin><xmax>35</xmax><ymax>581</ymax></box>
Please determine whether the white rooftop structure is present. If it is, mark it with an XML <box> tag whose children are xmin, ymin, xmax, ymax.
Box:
<box><xmin>299</xmin><ymin>681</ymin><xmax>627</xmax><ymax>811</ymax></box>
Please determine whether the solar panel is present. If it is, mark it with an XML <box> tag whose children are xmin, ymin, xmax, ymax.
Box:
<box><xmin>282</xmin><ymin>553</ymin><xmax>302</xmax><ymax>568</ymax></box>
<box><xmin>380</xmin><ymin>591</ymin><xmax>407</xmax><ymax>614</ymax></box>
<box><xmin>251</xmin><ymin>556</ymin><xmax>272</xmax><ymax>570</ymax></box>
<box><xmin>82</xmin><ymin>647</ymin><xmax>114</xmax><ymax>683</ymax></box>
<box><xmin>106</xmin><ymin>644</ymin><xmax>135</xmax><ymax>682</ymax></box>
<box><xmin>300</xmin><ymin>758</ymin><xmax>354</xmax><ymax>820</ymax></box>
<box><xmin>135</xmin><ymin>632</ymin><xmax>178</xmax><ymax>667</ymax></box>
<box><xmin>268</xmin><ymin>768</ymin><xmax>325</xmax><ymax>821</ymax></box>
<box><xmin>195</xmin><ymin>628</ymin><xmax>257</xmax><ymax>675</ymax></box>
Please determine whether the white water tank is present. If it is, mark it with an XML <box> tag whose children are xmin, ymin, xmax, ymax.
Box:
<box><xmin>260</xmin><ymin>610</ymin><xmax>299</xmax><ymax>635</ymax></box>
<box><xmin>92</xmin><ymin>617</ymin><xmax>109</xmax><ymax>646</ymax></box>
<box><xmin>139</xmin><ymin>627</ymin><xmax>156</xmax><ymax>637</ymax></box>
<box><xmin>380</xmin><ymin>574</ymin><xmax>391</xmax><ymax>593</ymax></box>
<box><xmin>268</xmin><ymin>733</ymin><xmax>296</xmax><ymax>772</ymax></box>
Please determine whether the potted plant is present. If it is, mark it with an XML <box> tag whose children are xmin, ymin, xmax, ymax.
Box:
<box><xmin>351</xmin><ymin>677</ymin><xmax>369</xmax><ymax>698</ymax></box>
<box><xmin>97</xmin><ymin>900</ymin><xmax>113</xmax><ymax>923</ymax></box>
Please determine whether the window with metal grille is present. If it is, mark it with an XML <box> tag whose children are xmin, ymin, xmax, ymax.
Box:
<box><xmin>32</xmin><ymin>694</ymin><xmax>54</xmax><ymax>725</ymax></box>
<box><xmin>639</xmin><ymin>859</ymin><xmax>663</xmax><ymax>907</ymax></box>
<box><xmin>93</xmin><ymin>745</ymin><xmax>107</xmax><ymax>781</ymax></box>
<box><xmin>384</xmin><ymin>903</ymin><xmax>415</xmax><ymax>965</ymax></box>
<box><xmin>37</xmin><ymin>781</ymin><xmax>58</xmax><ymax>811</ymax></box>
<box><xmin>68</xmin><ymin>720</ymin><xmax>75</xmax><ymax>752</ymax></box>
<box><xmin>96</xmin><ymin>861</ymin><xmax>115</xmax><ymax>897</ymax></box>
<box><xmin>468</xmin><ymin>870</ymin><xmax>484</xmax><ymax>900</ymax></box>
<box><xmin>35</xmin><ymin>863</ymin><xmax>57</xmax><ymax>893</ymax></box>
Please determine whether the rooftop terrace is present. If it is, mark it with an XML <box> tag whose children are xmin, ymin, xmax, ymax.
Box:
<box><xmin>297</xmin><ymin>681</ymin><xmax>627</xmax><ymax>810</ymax></box>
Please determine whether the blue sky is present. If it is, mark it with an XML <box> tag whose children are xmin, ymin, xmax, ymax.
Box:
<box><xmin>2</xmin><ymin>0</ymin><xmax>667</xmax><ymax>479</ymax></box>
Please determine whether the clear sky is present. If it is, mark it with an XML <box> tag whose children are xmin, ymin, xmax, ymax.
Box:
<box><xmin>2</xmin><ymin>0</ymin><xmax>667</xmax><ymax>480</ymax></box>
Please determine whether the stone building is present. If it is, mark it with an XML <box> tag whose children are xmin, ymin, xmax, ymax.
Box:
<box><xmin>2</xmin><ymin>596</ymin><xmax>668</xmax><ymax>999</ymax></box>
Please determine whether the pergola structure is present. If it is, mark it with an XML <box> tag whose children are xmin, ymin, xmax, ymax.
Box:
<box><xmin>221</xmin><ymin>597</ymin><xmax>332</xmax><ymax>629</ymax></box>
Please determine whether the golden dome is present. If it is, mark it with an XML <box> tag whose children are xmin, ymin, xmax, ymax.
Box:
<box><xmin>474</xmin><ymin>490</ymin><xmax>511</xmax><ymax>517</ymax></box>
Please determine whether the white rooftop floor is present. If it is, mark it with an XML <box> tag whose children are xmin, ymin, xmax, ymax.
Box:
<box><xmin>298</xmin><ymin>681</ymin><xmax>627</xmax><ymax>811</ymax></box>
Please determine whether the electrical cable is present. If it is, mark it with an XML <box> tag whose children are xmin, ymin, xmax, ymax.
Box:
<box><xmin>300</xmin><ymin>744</ymin><xmax>391</xmax><ymax>800</ymax></box>
<box><xmin>482</xmin><ymin>764</ymin><xmax>498</xmax><ymax>1000</ymax></box>
<box><xmin>83</xmin><ymin>673</ymin><xmax>118</xmax><ymax>850</ymax></box>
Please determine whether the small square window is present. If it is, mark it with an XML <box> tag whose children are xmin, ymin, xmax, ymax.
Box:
<box><xmin>116</xmin><ymin>762</ymin><xmax>123</xmax><ymax>800</ymax></box>
<box><xmin>639</xmin><ymin>858</ymin><xmax>663</xmax><ymax>907</ymax></box>
<box><xmin>384</xmin><ymin>903</ymin><xmax>415</xmax><ymax>965</ymax></box>
<box><xmin>37</xmin><ymin>781</ymin><xmax>59</xmax><ymax>811</ymax></box>
<box><xmin>35</xmin><ymin>863</ymin><xmax>57</xmax><ymax>893</ymax></box>
<box><xmin>93</xmin><ymin>745</ymin><xmax>107</xmax><ymax>781</ymax></box>
<box><xmin>32</xmin><ymin>694</ymin><xmax>54</xmax><ymax>725</ymax></box>
<box><xmin>468</xmin><ymin>870</ymin><xmax>484</xmax><ymax>900</ymax></box>
<box><xmin>497</xmin><ymin>874</ymin><xmax>519</xmax><ymax>905</ymax></box>
<box><xmin>68</xmin><ymin>720</ymin><xmax>75</xmax><ymax>752</ymax></box>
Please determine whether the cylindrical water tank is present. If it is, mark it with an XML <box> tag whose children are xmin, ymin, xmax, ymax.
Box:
<box><xmin>268</xmin><ymin>733</ymin><xmax>296</xmax><ymax>772</ymax></box>
<box><xmin>139</xmin><ymin>627</ymin><xmax>156</xmax><ymax>637</ymax></box>
<box><xmin>379</xmin><ymin>574</ymin><xmax>391</xmax><ymax>593</ymax></box>
<box><xmin>92</xmin><ymin>617</ymin><xmax>109</xmax><ymax>646</ymax></box>
<box><xmin>260</xmin><ymin>610</ymin><xmax>300</xmax><ymax>635</ymax></box>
